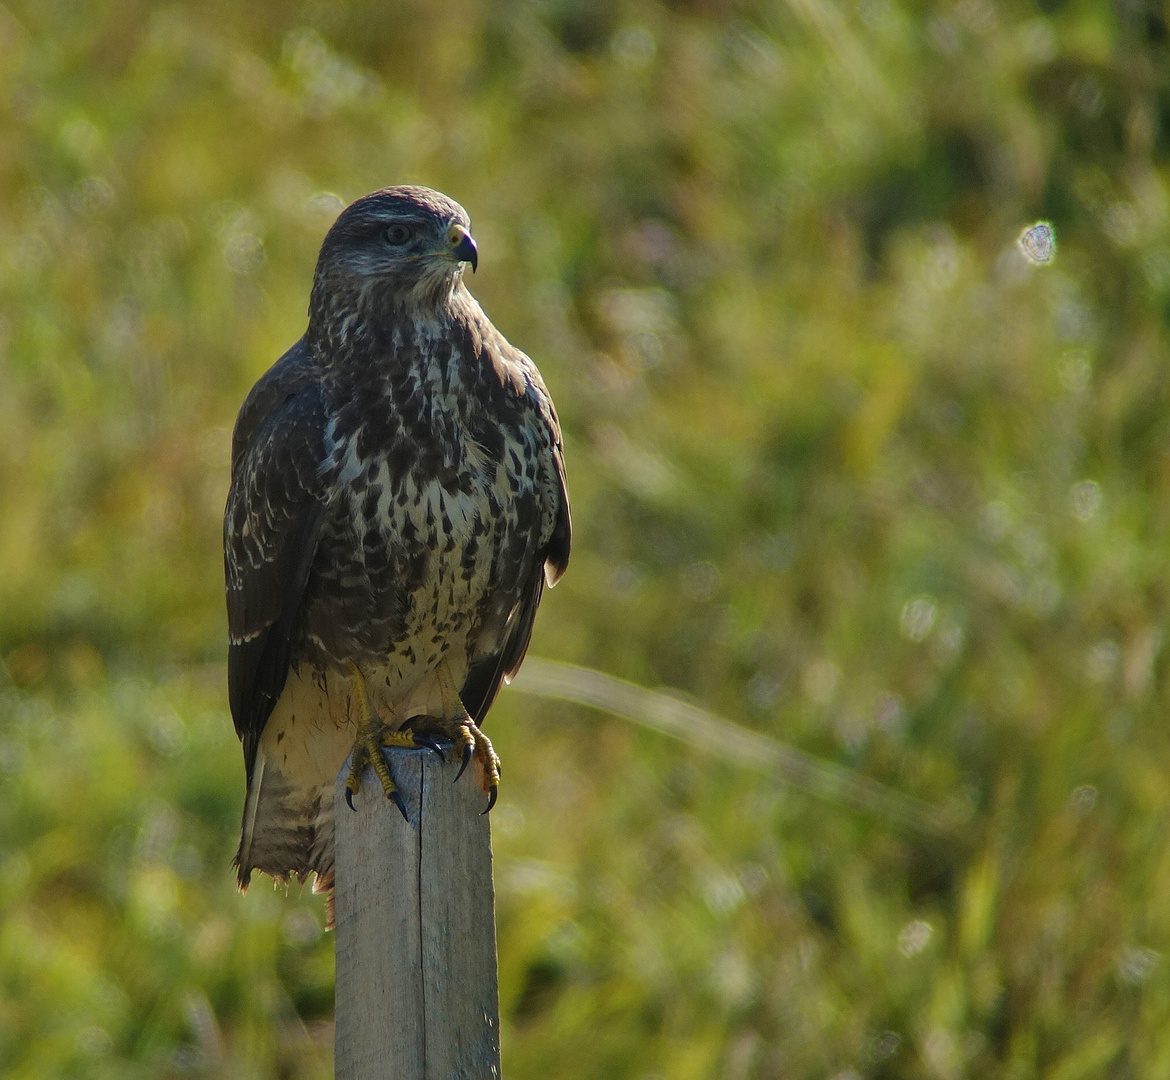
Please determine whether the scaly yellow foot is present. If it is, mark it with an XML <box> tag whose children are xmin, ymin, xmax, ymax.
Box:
<box><xmin>434</xmin><ymin>659</ymin><xmax>501</xmax><ymax>814</ymax></box>
<box><xmin>344</xmin><ymin>662</ymin><xmax>446</xmax><ymax>820</ymax></box>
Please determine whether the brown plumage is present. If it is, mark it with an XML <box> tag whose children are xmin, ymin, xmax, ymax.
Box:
<box><xmin>224</xmin><ymin>187</ymin><xmax>570</xmax><ymax>899</ymax></box>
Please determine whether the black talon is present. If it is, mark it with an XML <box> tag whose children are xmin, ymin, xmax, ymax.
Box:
<box><xmin>345</xmin><ymin>787</ymin><xmax>356</xmax><ymax>812</ymax></box>
<box><xmin>415</xmin><ymin>735</ymin><xmax>446</xmax><ymax>762</ymax></box>
<box><xmin>454</xmin><ymin>740</ymin><xmax>474</xmax><ymax>784</ymax></box>
<box><xmin>389</xmin><ymin>789</ymin><xmax>409</xmax><ymax>822</ymax></box>
<box><xmin>482</xmin><ymin>786</ymin><xmax>498</xmax><ymax>815</ymax></box>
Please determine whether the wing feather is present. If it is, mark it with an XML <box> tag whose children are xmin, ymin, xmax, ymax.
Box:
<box><xmin>460</xmin><ymin>356</ymin><xmax>571</xmax><ymax>723</ymax></box>
<box><xmin>224</xmin><ymin>342</ymin><xmax>329</xmax><ymax>782</ymax></box>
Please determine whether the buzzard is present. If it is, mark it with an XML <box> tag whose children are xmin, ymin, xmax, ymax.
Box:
<box><xmin>224</xmin><ymin>186</ymin><xmax>570</xmax><ymax>898</ymax></box>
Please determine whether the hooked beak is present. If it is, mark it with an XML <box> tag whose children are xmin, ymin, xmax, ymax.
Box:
<box><xmin>448</xmin><ymin>224</ymin><xmax>478</xmax><ymax>272</ymax></box>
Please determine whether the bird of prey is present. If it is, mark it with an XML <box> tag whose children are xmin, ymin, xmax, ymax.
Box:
<box><xmin>224</xmin><ymin>186</ymin><xmax>570</xmax><ymax>900</ymax></box>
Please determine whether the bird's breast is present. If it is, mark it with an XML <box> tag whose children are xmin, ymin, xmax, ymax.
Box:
<box><xmin>302</xmin><ymin>400</ymin><xmax>543</xmax><ymax>675</ymax></box>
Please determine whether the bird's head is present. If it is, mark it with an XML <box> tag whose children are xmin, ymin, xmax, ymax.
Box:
<box><xmin>310</xmin><ymin>186</ymin><xmax>478</xmax><ymax>324</ymax></box>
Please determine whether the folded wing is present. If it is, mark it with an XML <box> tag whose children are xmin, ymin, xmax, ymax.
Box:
<box><xmin>224</xmin><ymin>343</ymin><xmax>330</xmax><ymax>782</ymax></box>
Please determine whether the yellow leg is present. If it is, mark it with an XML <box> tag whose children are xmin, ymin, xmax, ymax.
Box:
<box><xmin>435</xmin><ymin>659</ymin><xmax>501</xmax><ymax>813</ymax></box>
<box><xmin>344</xmin><ymin>662</ymin><xmax>426</xmax><ymax>819</ymax></box>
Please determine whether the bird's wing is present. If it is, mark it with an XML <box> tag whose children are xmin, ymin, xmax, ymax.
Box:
<box><xmin>461</xmin><ymin>357</ymin><xmax>571</xmax><ymax>724</ymax></box>
<box><xmin>224</xmin><ymin>341</ymin><xmax>330</xmax><ymax>782</ymax></box>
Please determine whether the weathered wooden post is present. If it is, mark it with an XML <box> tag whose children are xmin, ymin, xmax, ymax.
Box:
<box><xmin>333</xmin><ymin>746</ymin><xmax>501</xmax><ymax>1080</ymax></box>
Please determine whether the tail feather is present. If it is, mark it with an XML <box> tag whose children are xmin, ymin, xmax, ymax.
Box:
<box><xmin>236</xmin><ymin>751</ymin><xmax>266</xmax><ymax>884</ymax></box>
<box><xmin>234</xmin><ymin>750</ymin><xmax>335</xmax><ymax>900</ymax></box>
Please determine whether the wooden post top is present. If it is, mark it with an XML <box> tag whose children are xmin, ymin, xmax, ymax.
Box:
<box><xmin>334</xmin><ymin>747</ymin><xmax>501</xmax><ymax>1080</ymax></box>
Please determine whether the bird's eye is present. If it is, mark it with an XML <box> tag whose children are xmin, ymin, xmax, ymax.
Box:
<box><xmin>385</xmin><ymin>223</ymin><xmax>412</xmax><ymax>245</ymax></box>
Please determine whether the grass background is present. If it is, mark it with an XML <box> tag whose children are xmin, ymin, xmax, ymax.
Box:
<box><xmin>2</xmin><ymin>0</ymin><xmax>1170</xmax><ymax>1076</ymax></box>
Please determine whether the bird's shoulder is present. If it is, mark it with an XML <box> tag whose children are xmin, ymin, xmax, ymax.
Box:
<box><xmin>463</xmin><ymin>302</ymin><xmax>571</xmax><ymax>583</ymax></box>
<box><xmin>225</xmin><ymin>338</ymin><xmax>330</xmax><ymax>597</ymax></box>
<box><xmin>463</xmin><ymin>302</ymin><xmax>563</xmax><ymax>445</ymax></box>
<box><xmin>230</xmin><ymin>339</ymin><xmax>322</xmax><ymax>474</ymax></box>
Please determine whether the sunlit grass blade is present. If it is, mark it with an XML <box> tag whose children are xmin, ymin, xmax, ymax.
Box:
<box><xmin>510</xmin><ymin>658</ymin><xmax>966</xmax><ymax>842</ymax></box>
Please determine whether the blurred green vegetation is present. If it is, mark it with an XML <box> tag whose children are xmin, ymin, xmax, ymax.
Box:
<box><xmin>1</xmin><ymin>0</ymin><xmax>1170</xmax><ymax>1075</ymax></box>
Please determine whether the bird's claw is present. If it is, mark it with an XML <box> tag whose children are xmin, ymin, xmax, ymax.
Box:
<box><xmin>454</xmin><ymin>738</ymin><xmax>474</xmax><ymax>784</ymax></box>
<box><xmin>431</xmin><ymin>663</ymin><xmax>501</xmax><ymax>810</ymax></box>
<box><xmin>388</xmin><ymin>787</ymin><xmax>409</xmax><ymax>822</ymax></box>
<box><xmin>413</xmin><ymin>734</ymin><xmax>447</xmax><ymax>762</ymax></box>
<box><xmin>345</xmin><ymin>785</ymin><xmax>357</xmax><ymax>812</ymax></box>
<box><xmin>448</xmin><ymin>722</ymin><xmax>500</xmax><ymax>812</ymax></box>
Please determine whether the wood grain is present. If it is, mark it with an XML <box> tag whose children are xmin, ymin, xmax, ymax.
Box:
<box><xmin>334</xmin><ymin>747</ymin><xmax>501</xmax><ymax>1080</ymax></box>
